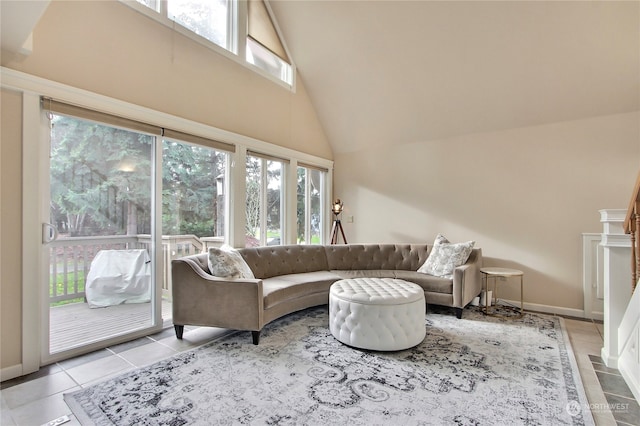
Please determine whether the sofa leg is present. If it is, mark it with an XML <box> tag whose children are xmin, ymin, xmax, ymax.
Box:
<box><xmin>455</xmin><ymin>308</ymin><xmax>463</xmax><ymax>319</ymax></box>
<box><xmin>252</xmin><ymin>330</ymin><xmax>260</xmax><ymax>345</ymax></box>
<box><xmin>174</xmin><ymin>325</ymin><xmax>184</xmax><ymax>339</ymax></box>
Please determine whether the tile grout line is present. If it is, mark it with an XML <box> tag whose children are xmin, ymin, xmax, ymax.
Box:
<box><xmin>600</xmin><ymin>390</ymin><xmax>639</xmax><ymax>402</ymax></box>
<box><xmin>593</xmin><ymin>369</ymin><xmax>623</xmax><ymax>377</ymax></box>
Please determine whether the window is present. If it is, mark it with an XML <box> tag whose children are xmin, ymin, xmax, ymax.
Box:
<box><xmin>246</xmin><ymin>0</ymin><xmax>292</xmax><ymax>85</ymax></box>
<box><xmin>162</xmin><ymin>139</ymin><xmax>228</xmax><ymax>241</ymax></box>
<box><xmin>297</xmin><ymin>165</ymin><xmax>325</xmax><ymax>244</ymax></box>
<box><xmin>246</xmin><ymin>153</ymin><xmax>284</xmax><ymax>247</ymax></box>
<box><xmin>246</xmin><ymin>37</ymin><xmax>292</xmax><ymax>84</ymax></box>
<box><xmin>135</xmin><ymin>0</ymin><xmax>159</xmax><ymax>11</ymax></box>
<box><xmin>134</xmin><ymin>0</ymin><xmax>233</xmax><ymax>51</ymax></box>
<box><xmin>129</xmin><ymin>0</ymin><xmax>293</xmax><ymax>86</ymax></box>
<box><xmin>168</xmin><ymin>0</ymin><xmax>230</xmax><ymax>49</ymax></box>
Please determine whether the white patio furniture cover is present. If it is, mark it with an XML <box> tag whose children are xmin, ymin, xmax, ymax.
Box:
<box><xmin>86</xmin><ymin>249</ymin><xmax>151</xmax><ymax>308</ymax></box>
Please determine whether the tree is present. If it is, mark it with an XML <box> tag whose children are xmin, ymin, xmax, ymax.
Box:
<box><xmin>50</xmin><ymin>116</ymin><xmax>226</xmax><ymax>239</ymax></box>
<box><xmin>296</xmin><ymin>167</ymin><xmax>322</xmax><ymax>243</ymax></box>
<box><xmin>50</xmin><ymin>116</ymin><xmax>152</xmax><ymax>237</ymax></box>
<box><xmin>245</xmin><ymin>156</ymin><xmax>262</xmax><ymax>239</ymax></box>
<box><xmin>245</xmin><ymin>155</ymin><xmax>283</xmax><ymax>245</ymax></box>
<box><xmin>162</xmin><ymin>140</ymin><xmax>226</xmax><ymax>237</ymax></box>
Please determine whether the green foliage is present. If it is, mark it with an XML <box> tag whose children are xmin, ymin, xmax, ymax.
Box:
<box><xmin>245</xmin><ymin>155</ymin><xmax>284</xmax><ymax>239</ymax></box>
<box><xmin>50</xmin><ymin>271</ymin><xmax>85</xmax><ymax>307</ymax></box>
<box><xmin>50</xmin><ymin>115</ymin><xmax>152</xmax><ymax>236</ymax></box>
<box><xmin>50</xmin><ymin>116</ymin><xmax>226</xmax><ymax>239</ymax></box>
<box><xmin>162</xmin><ymin>140</ymin><xmax>226</xmax><ymax>237</ymax></box>
<box><xmin>49</xmin><ymin>116</ymin><xmax>325</xmax><ymax>245</ymax></box>
<box><xmin>296</xmin><ymin>167</ymin><xmax>322</xmax><ymax>243</ymax></box>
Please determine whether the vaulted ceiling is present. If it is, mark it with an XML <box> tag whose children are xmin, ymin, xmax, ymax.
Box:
<box><xmin>270</xmin><ymin>1</ymin><xmax>640</xmax><ymax>154</ymax></box>
<box><xmin>3</xmin><ymin>1</ymin><xmax>638</xmax><ymax>157</ymax></box>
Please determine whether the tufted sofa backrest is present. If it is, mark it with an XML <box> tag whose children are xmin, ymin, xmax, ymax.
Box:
<box><xmin>324</xmin><ymin>244</ymin><xmax>430</xmax><ymax>271</ymax></box>
<box><xmin>239</xmin><ymin>245</ymin><xmax>329</xmax><ymax>279</ymax></box>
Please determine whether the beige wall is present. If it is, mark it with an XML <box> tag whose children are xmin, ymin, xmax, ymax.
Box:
<box><xmin>0</xmin><ymin>0</ymin><xmax>331</xmax><ymax>372</ymax></box>
<box><xmin>334</xmin><ymin>112</ymin><xmax>640</xmax><ymax>311</ymax></box>
<box><xmin>1</xmin><ymin>0</ymin><xmax>331</xmax><ymax>159</ymax></box>
<box><xmin>1</xmin><ymin>88</ymin><xmax>23</xmax><ymax>368</ymax></box>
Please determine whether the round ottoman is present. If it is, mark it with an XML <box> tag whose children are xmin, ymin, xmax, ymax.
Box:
<box><xmin>329</xmin><ymin>277</ymin><xmax>426</xmax><ymax>351</ymax></box>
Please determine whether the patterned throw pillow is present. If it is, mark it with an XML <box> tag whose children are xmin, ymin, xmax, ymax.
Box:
<box><xmin>417</xmin><ymin>234</ymin><xmax>475</xmax><ymax>278</ymax></box>
<box><xmin>207</xmin><ymin>247</ymin><xmax>255</xmax><ymax>279</ymax></box>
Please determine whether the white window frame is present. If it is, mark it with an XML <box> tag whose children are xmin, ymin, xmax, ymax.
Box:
<box><xmin>161</xmin><ymin>136</ymin><xmax>231</xmax><ymax>243</ymax></box>
<box><xmin>121</xmin><ymin>0</ymin><xmax>295</xmax><ymax>90</ymax></box>
<box><xmin>297</xmin><ymin>165</ymin><xmax>326</xmax><ymax>245</ymax></box>
<box><xmin>245</xmin><ymin>154</ymin><xmax>286</xmax><ymax>247</ymax></box>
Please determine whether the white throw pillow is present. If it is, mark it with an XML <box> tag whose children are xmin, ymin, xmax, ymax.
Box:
<box><xmin>418</xmin><ymin>234</ymin><xmax>475</xmax><ymax>278</ymax></box>
<box><xmin>207</xmin><ymin>246</ymin><xmax>255</xmax><ymax>279</ymax></box>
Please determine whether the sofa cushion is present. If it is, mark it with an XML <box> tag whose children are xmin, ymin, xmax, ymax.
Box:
<box><xmin>208</xmin><ymin>247</ymin><xmax>255</xmax><ymax>279</ymax></box>
<box><xmin>394</xmin><ymin>270</ymin><xmax>453</xmax><ymax>294</ymax></box>
<box><xmin>240</xmin><ymin>245</ymin><xmax>329</xmax><ymax>279</ymax></box>
<box><xmin>417</xmin><ymin>235</ymin><xmax>474</xmax><ymax>278</ymax></box>
<box><xmin>262</xmin><ymin>271</ymin><xmax>340</xmax><ymax>309</ymax></box>
<box><xmin>325</xmin><ymin>244</ymin><xmax>430</xmax><ymax>271</ymax></box>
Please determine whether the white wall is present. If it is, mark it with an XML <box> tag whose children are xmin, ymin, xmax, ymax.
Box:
<box><xmin>334</xmin><ymin>111</ymin><xmax>640</xmax><ymax>313</ymax></box>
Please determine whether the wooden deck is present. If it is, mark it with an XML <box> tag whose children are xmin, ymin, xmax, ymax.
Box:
<box><xmin>49</xmin><ymin>299</ymin><xmax>172</xmax><ymax>353</ymax></box>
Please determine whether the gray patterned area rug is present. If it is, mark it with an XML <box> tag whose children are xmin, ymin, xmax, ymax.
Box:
<box><xmin>64</xmin><ymin>306</ymin><xmax>595</xmax><ymax>425</ymax></box>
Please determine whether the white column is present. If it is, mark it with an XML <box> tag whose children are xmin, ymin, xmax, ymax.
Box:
<box><xmin>600</xmin><ymin>209</ymin><xmax>632</xmax><ymax>368</ymax></box>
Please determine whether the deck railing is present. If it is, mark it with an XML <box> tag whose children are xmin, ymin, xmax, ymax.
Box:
<box><xmin>623</xmin><ymin>170</ymin><xmax>640</xmax><ymax>294</ymax></box>
<box><xmin>49</xmin><ymin>234</ymin><xmax>223</xmax><ymax>304</ymax></box>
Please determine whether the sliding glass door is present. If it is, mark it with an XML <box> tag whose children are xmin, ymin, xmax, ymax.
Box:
<box><xmin>45</xmin><ymin>113</ymin><xmax>159</xmax><ymax>356</ymax></box>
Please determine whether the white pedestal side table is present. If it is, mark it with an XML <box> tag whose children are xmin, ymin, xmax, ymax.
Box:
<box><xmin>480</xmin><ymin>267</ymin><xmax>524</xmax><ymax>318</ymax></box>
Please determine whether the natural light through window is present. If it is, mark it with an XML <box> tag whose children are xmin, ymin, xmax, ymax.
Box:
<box><xmin>246</xmin><ymin>38</ymin><xmax>292</xmax><ymax>85</ymax></box>
<box><xmin>246</xmin><ymin>154</ymin><xmax>284</xmax><ymax>247</ymax></box>
<box><xmin>130</xmin><ymin>0</ymin><xmax>293</xmax><ymax>87</ymax></box>
<box><xmin>297</xmin><ymin>166</ymin><xmax>324</xmax><ymax>244</ymax></box>
<box><xmin>167</xmin><ymin>0</ymin><xmax>229</xmax><ymax>49</ymax></box>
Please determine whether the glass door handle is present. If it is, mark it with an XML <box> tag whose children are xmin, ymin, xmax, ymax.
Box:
<box><xmin>42</xmin><ymin>223</ymin><xmax>58</xmax><ymax>243</ymax></box>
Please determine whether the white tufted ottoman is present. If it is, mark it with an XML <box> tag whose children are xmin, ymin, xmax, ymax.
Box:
<box><xmin>329</xmin><ymin>277</ymin><xmax>426</xmax><ymax>351</ymax></box>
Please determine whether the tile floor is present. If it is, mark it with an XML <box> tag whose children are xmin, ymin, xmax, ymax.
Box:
<box><xmin>1</xmin><ymin>314</ymin><xmax>638</xmax><ymax>426</ymax></box>
<box><xmin>560</xmin><ymin>317</ymin><xmax>639</xmax><ymax>426</ymax></box>
<box><xmin>590</xmin><ymin>355</ymin><xmax>640</xmax><ymax>425</ymax></box>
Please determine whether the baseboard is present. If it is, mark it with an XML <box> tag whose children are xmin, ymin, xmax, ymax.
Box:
<box><xmin>1</xmin><ymin>364</ymin><xmax>23</xmax><ymax>382</ymax></box>
<box><xmin>498</xmin><ymin>298</ymin><xmax>590</xmax><ymax>319</ymax></box>
<box><xmin>601</xmin><ymin>347</ymin><xmax>618</xmax><ymax>369</ymax></box>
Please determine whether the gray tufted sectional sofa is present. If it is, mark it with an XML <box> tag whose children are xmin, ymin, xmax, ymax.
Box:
<box><xmin>171</xmin><ymin>244</ymin><xmax>483</xmax><ymax>344</ymax></box>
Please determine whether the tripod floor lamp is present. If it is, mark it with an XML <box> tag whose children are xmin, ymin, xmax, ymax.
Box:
<box><xmin>330</xmin><ymin>199</ymin><xmax>347</xmax><ymax>244</ymax></box>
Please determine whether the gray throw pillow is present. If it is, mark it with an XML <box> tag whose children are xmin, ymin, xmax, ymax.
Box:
<box><xmin>418</xmin><ymin>234</ymin><xmax>475</xmax><ymax>278</ymax></box>
<box><xmin>207</xmin><ymin>247</ymin><xmax>255</xmax><ymax>279</ymax></box>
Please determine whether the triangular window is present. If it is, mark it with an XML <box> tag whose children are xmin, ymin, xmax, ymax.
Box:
<box><xmin>247</xmin><ymin>0</ymin><xmax>290</xmax><ymax>64</ymax></box>
<box><xmin>246</xmin><ymin>0</ymin><xmax>292</xmax><ymax>84</ymax></box>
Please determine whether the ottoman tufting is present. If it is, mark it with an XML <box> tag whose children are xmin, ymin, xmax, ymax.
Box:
<box><xmin>329</xmin><ymin>277</ymin><xmax>426</xmax><ymax>351</ymax></box>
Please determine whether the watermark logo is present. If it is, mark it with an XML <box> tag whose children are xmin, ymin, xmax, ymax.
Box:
<box><xmin>566</xmin><ymin>400</ymin><xmax>581</xmax><ymax>417</ymax></box>
<box><xmin>566</xmin><ymin>400</ymin><xmax>630</xmax><ymax>416</ymax></box>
